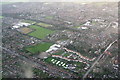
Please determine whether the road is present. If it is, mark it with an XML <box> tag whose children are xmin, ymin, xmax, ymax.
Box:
<box><xmin>83</xmin><ymin>39</ymin><xmax>117</xmax><ymax>79</ymax></box>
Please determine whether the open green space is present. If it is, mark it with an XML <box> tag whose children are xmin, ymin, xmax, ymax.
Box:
<box><xmin>52</xmin><ymin>51</ymin><xmax>64</xmax><ymax>55</ymax></box>
<box><xmin>52</xmin><ymin>51</ymin><xmax>70</xmax><ymax>57</ymax></box>
<box><xmin>45</xmin><ymin>16</ymin><xmax>53</xmax><ymax>19</ymax></box>
<box><xmin>74</xmin><ymin>26</ymin><xmax>80</xmax><ymax>28</ymax></box>
<box><xmin>22</xmin><ymin>20</ymin><xmax>36</xmax><ymax>24</ymax></box>
<box><xmin>72</xmin><ymin>24</ymin><xmax>83</xmax><ymax>28</ymax></box>
<box><xmin>44</xmin><ymin>57</ymin><xmax>69</xmax><ymax>68</ymax></box>
<box><xmin>44</xmin><ymin>56</ymin><xmax>87</xmax><ymax>72</ymax></box>
<box><xmin>62</xmin><ymin>53</ymin><xmax>70</xmax><ymax>57</ymax></box>
<box><xmin>36</xmin><ymin>22</ymin><xmax>52</xmax><ymax>27</ymax></box>
<box><xmin>28</xmin><ymin>25</ymin><xmax>55</xmax><ymax>39</ymax></box>
<box><xmin>25</xmin><ymin>42</ymin><xmax>53</xmax><ymax>54</ymax></box>
<box><xmin>0</xmin><ymin>16</ymin><xmax>3</xmax><ymax>19</ymax></box>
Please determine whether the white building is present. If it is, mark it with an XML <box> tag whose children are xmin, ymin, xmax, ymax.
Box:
<box><xmin>46</xmin><ymin>44</ymin><xmax>61</xmax><ymax>53</ymax></box>
<box><xmin>12</xmin><ymin>22</ymin><xmax>31</xmax><ymax>29</ymax></box>
<box><xmin>81</xmin><ymin>27</ymin><xmax>88</xmax><ymax>30</ymax></box>
<box><xmin>83</xmin><ymin>21</ymin><xmax>91</xmax><ymax>26</ymax></box>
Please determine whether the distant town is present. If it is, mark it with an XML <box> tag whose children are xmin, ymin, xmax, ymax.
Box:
<box><xmin>1</xmin><ymin>2</ymin><xmax>119</xmax><ymax>79</ymax></box>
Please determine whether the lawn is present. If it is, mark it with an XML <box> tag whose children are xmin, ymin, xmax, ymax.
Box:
<box><xmin>36</xmin><ymin>22</ymin><xmax>52</xmax><ymax>27</ymax></box>
<box><xmin>25</xmin><ymin>43</ymin><xmax>53</xmax><ymax>54</ymax></box>
<box><xmin>44</xmin><ymin>56</ymin><xmax>87</xmax><ymax>74</ymax></box>
<box><xmin>52</xmin><ymin>51</ymin><xmax>64</xmax><ymax>55</ymax></box>
<box><xmin>72</xmin><ymin>24</ymin><xmax>83</xmax><ymax>28</ymax></box>
<box><xmin>28</xmin><ymin>25</ymin><xmax>54</xmax><ymax>39</ymax></box>
<box><xmin>62</xmin><ymin>53</ymin><xmax>70</xmax><ymax>57</ymax></box>
<box><xmin>45</xmin><ymin>16</ymin><xmax>53</xmax><ymax>19</ymax></box>
<box><xmin>22</xmin><ymin>20</ymin><xmax>36</xmax><ymax>24</ymax></box>
<box><xmin>0</xmin><ymin>16</ymin><xmax>3</xmax><ymax>19</ymax></box>
<box><xmin>44</xmin><ymin>57</ymin><xmax>68</xmax><ymax>68</ymax></box>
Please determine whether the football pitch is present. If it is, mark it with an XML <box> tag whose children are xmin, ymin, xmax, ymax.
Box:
<box><xmin>28</xmin><ymin>25</ymin><xmax>54</xmax><ymax>39</ymax></box>
<box><xmin>25</xmin><ymin>42</ymin><xmax>53</xmax><ymax>54</ymax></box>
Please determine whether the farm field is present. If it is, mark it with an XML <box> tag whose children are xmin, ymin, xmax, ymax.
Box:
<box><xmin>25</xmin><ymin>42</ymin><xmax>53</xmax><ymax>54</ymax></box>
<box><xmin>28</xmin><ymin>25</ymin><xmax>54</xmax><ymax>39</ymax></box>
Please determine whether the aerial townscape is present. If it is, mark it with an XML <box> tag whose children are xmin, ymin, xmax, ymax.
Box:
<box><xmin>1</xmin><ymin>2</ymin><xmax>119</xmax><ymax>79</ymax></box>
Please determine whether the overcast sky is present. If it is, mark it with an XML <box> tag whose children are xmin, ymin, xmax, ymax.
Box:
<box><xmin>1</xmin><ymin>0</ymin><xmax>119</xmax><ymax>2</ymax></box>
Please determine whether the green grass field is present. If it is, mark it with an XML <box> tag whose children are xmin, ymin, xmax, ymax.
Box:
<box><xmin>62</xmin><ymin>53</ymin><xmax>70</xmax><ymax>57</ymax></box>
<box><xmin>25</xmin><ymin>43</ymin><xmax>53</xmax><ymax>54</ymax></box>
<box><xmin>28</xmin><ymin>25</ymin><xmax>54</xmax><ymax>39</ymax></box>
<box><xmin>36</xmin><ymin>22</ymin><xmax>52</xmax><ymax>27</ymax></box>
<box><xmin>52</xmin><ymin>51</ymin><xmax>64</xmax><ymax>55</ymax></box>
<box><xmin>44</xmin><ymin>57</ymin><xmax>86</xmax><ymax>68</ymax></box>
<box><xmin>44</xmin><ymin>57</ymin><xmax>68</xmax><ymax>68</ymax></box>
<box><xmin>0</xmin><ymin>16</ymin><xmax>3</xmax><ymax>19</ymax></box>
<box><xmin>45</xmin><ymin>16</ymin><xmax>53</xmax><ymax>19</ymax></box>
<box><xmin>22</xmin><ymin>20</ymin><xmax>36</xmax><ymax>24</ymax></box>
<box><xmin>44</xmin><ymin>56</ymin><xmax>87</xmax><ymax>74</ymax></box>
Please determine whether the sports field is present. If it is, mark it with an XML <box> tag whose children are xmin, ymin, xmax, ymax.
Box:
<box><xmin>18</xmin><ymin>27</ymin><xmax>33</xmax><ymax>34</ymax></box>
<box><xmin>36</xmin><ymin>22</ymin><xmax>52</xmax><ymax>27</ymax></box>
<box><xmin>28</xmin><ymin>25</ymin><xmax>54</xmax><ymax>39</ymax></box>
<box><xmin>22</xmin><ymin>20</ymin><xmax>36</xmax><ymax>24</ymax></box>
<box><xmin>25</xmin><ymin>43</ymin><xmax>53</xmax><ymax>54</ymax></box>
